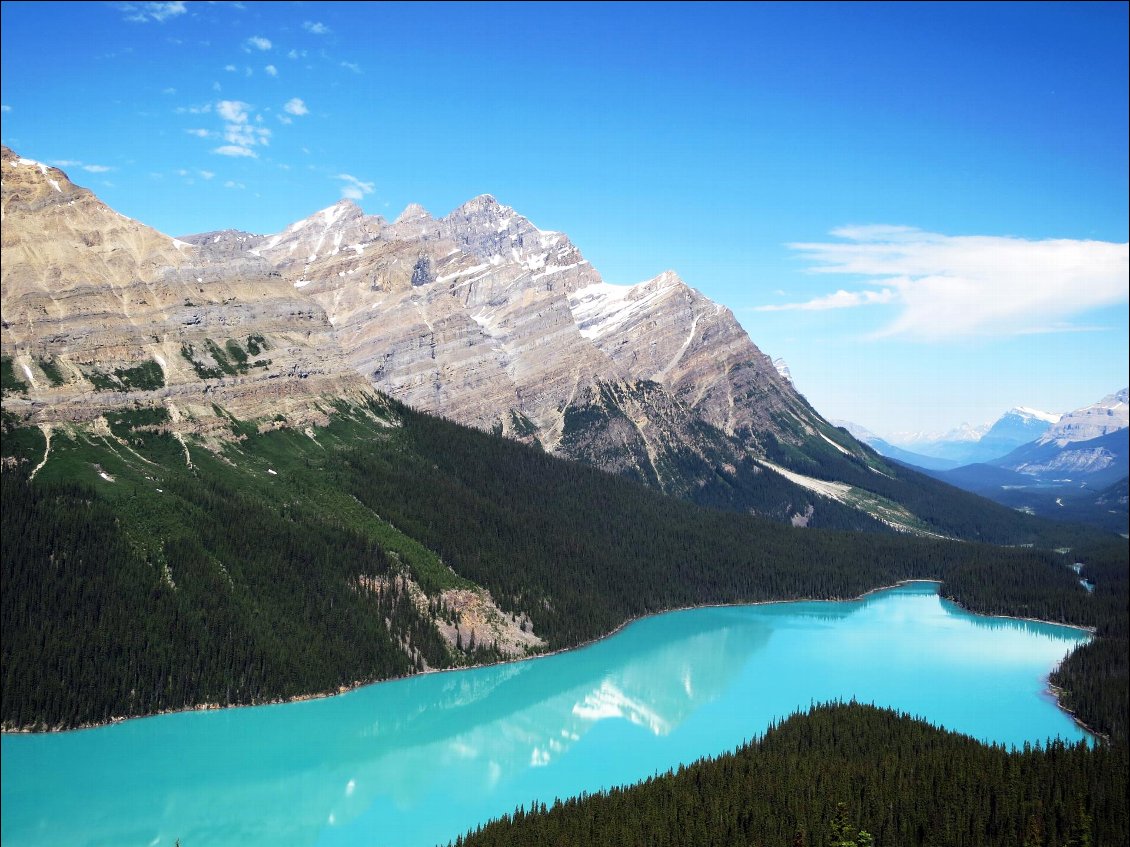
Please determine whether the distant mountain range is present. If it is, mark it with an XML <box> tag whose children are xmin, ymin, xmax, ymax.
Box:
<box><xmin>877</xmin><ymin>407</ymin><xmax>1062</xmax><ymax>466</ymax></box>
<box><xmin>845</xmin><ymin>391</ymin><xmax>1128</xmax><ymax>533</ymax></box>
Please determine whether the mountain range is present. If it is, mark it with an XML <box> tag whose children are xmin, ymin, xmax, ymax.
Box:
<box><xmin>843</xmin><ymin>391</ymin><xmax>1128</xmax><ymax>533</ymax></box>
<box><xmin>3</xmin><ymin>145</ymin><xmax>1066</xmax><ymax>541</ymax></box>
<box><xmin>1</xmin><ymin>144</ymin><xmax>1123</xmax><ymax>743</ymax></box>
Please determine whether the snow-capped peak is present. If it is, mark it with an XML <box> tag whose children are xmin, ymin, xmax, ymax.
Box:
<box><xmin>1010</xmin><ymin>406</ymin><xmax>1061</xmax><ymax>424</ymax></box>
<box><xmin>772</xmin><ymin>357</ymin><xmax>793</xmax><ymax>385</ymax></box>
<box><xmin>394</xmin><ymin>203</ymin><xmax>432</xmax><ymax>225</ymax></box>
<box><xmin>1038</xmin><ymin>388</ymin><xmax>1130</xmax><ymax>446</ymax></box>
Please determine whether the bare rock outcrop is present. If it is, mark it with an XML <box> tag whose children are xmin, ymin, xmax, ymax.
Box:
<box><xmin>1</xmin><ymin>147</ymin><xmax>372</xmax><ymax>430</ymax></box>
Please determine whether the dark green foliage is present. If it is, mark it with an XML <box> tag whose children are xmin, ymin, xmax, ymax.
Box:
<box><xmin>0</xmin><ymin>356</ymin><xmax>28</xmax><ymax>395</ymax></box>
<box><xmin>105</xmin><ymin>406</ymin><xmax>171</xmax><ymax>438</ymax></box>
<box><xmin>1</xmin><ymin>398</ymin><xmax>1125</xmax><ymax>738</ymax></box>
<box><xmin>245</xmin><ymin>334</ymin><xmax>266</xmax><ymax>356</ymax></box>
<box><xmin>1</xmin><ymin>462</ymin><xmax>451</xmax><ymax>729</ymax></box>
<box><xmin>452</xmin><ymin>703</ymin><xmax>1129</xmax><ymax>847</ymax></box>
<box><xmin>36</xmin><ymin>357</ymin><xmax>67</xmax><ymax>386</ymax></box>
<box><xmin>180</xmin><ymin>339</ymin><xmax>266</xmax><ymax>379</ymax></box>
<box><xmin>83</xmin><ymin>368</ymin><xmax>121</xmax><ymax>391</ymax></box>
<box><xmin>1050</xmin><ymin>538</ymin><xmax>1130</xmax><ymax>741</ymax></box>
<box><xmin>82</xmin><ymin>359</ymin><xmax>166</xmax><ymax>391</ymax></box>
<box><xmin>508</xmin><ymin>410</ymin><xmax>538</xmax><ymax>438</ymax></box>
<box><xmin>114</xmin><ymin>359</ymin><xmax>165</xmax><ymax>390</ymax></box>
<box><xmin>204</xmin><ymin>338</ymin><xmax>239</xmax><ymax>375</ymax></box>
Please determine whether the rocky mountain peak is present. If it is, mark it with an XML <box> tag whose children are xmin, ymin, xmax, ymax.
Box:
<box><xmin>394</xmin><ymin>202</ymin><xmax>433</xmax><ymax>224</ymax></box>
<box><xmin>1</xmin><ymin>145</ymin><xmax>372</xmax><ymax>431</ymax></box>
<box><xmin>251</xmin><ymin>198</ymin><xmax>384</xmax><ymax>268</ymax></box>
<box><xmin>1039</xmin><ymin>388</ymin><xmax>1130</xmax><ymax>447</ymax></box>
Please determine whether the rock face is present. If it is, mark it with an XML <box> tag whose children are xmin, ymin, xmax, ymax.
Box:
<box><xmin>3</xmin><ymin>149</ymin><xmax>880</xmax><ymax>513</ymax></box>
<box><xmin>1037</xmin><ymin>389</ymin><xmax>1128</xmax><ymax>447</ymax></box>
<box><xmin>1</xmin><ymin>147</ymin><xmax>372</xmax><ymax>430</ymax></box>
<box><xmin>203</xmin><ymin>192</ymin><xmax>865</xmax><ymax>498</ymax></box>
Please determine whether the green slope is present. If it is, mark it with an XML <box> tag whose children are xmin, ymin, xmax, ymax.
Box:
<box><xmin>1</xmin><ymin>399</ymin><xmax>1122</xmax><ymax>731</ymax></box>
<box><xmin>451</xmin><ymin>703</ymin><xmax>1129</xmax><ymax>847</ymax></box>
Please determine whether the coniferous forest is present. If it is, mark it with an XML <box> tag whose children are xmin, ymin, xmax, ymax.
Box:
<box><xmin>450</xmin><ymin>703</ymin><xmax>1128</xmax><ymax>847</ymax></box>
<box><xmin>1</xmin><ymin>398</ymin><xmax>1127</xmax><ymax>847</ymax></box>
<box><xmin>1</xmin><ymin>399</ymin><xmax>1125</xmax><ymax>739</ymax></box>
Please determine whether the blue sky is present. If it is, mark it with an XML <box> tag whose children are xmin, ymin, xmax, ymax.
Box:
<box><xmin>2</xmin><ymin>1</ymin><xmax>1127</xmax><ymax>438</ymax></box>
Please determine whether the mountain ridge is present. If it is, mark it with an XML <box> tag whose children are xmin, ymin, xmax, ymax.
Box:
<box><xmin>3</xmin><ymin>146</ymin><xmax>1103</xmax><ymax>540</ymax></box>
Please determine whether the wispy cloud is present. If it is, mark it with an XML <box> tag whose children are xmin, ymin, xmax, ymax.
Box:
<box><xmin>762</xmin><ymin>226</ymin><xmax>1129</xmax><ymax>340</ymax></box>
<box><xmin>215</xmin><ymin>99</ymin><xmax>270</xmax><ymax>148</ymax></box>
<box><xmin>213</xmin><ymin>145</ymin><xmax>256</xmax><ymax>158</ymax></box>
<box><xmin>185</xmin><ymin>128</ymin><xmax>212</xmax><ymax>138</ymax></box>
<box><xmin>217</xmin><ymin>99</ymin><xmax>250</xmax><ymax>124</ymax></box>
<box><xmin>224</xmin><ymin>180</ymin><xmax>246</xmax><ymax>189</ymax></box>
<box><xmin>340</xmin><ymin>61</ymin><xmax>361</xmax><ymax>74</ymax></box>
<box><xmin>1</xmin><ymin>104</ymin><xmax>10</xmax><ymax>112</ymax></box>
<box><xmin>198</xmin><ymin>170</ymin><xmax>214</xmax><ymax>180</ymax></box>
<box><xmin>244</xmin><ymin>35</ymin><xmax>272</xmax><ymax>52</ymax></box>
<box><xmin>118</xmin><ymin>2</ymin><xmax>186</xmax><ymax>23</ymax></box>
<box><xmin>757</xmin><ymin>289</ymin><xmax>896</xmax><ymax>311</ymax></box>
<box><xmin>265</xmin><ymin>64</ymin><xmax>278</xmax><ymax>77</ymax></box>
<box><xmin>283</xmin><ymin>97</ymin><xmax>309</xmax><ymax>116</ymax></box>
<box><xmin>50</xmin><ymin>159</ymin><xmax>113</xmax><ymax>173</ymax></box>
<box><xmin>303</xmin><ymin>21</ymin><xmax>331</xmax><ymax>35</ymax></box>
<box><xmin>335</xmin><ymin>174</ymin><xmax>374</xmax><ymax>201</ymax></box>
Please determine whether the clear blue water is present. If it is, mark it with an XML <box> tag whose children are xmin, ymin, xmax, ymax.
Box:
<box><xmin>1</xmin><ymin>582</ymin><xmax>1092</xmax><ymax>847</ymax></box>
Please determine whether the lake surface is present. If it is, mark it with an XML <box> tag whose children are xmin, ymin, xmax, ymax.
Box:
<box><xmin>1</xmin><ymin>582</ymin><xmax>1092</xmax><ymax>847</ymax></box>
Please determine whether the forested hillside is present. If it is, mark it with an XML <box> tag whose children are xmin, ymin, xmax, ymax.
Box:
<box><xmin>450</xmin><ymin>703</ymin><xmax>1128</xmax><ymax>847</ymax></box>
<box><xmin>1</xmin><ymin>399</ymin><xmax>1123</xmax><ymax>734</ymax></box>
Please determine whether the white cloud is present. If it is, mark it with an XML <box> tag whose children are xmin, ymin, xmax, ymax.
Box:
<box><xmin>199</xmin><ymin>170</ymin><xmax>215</xmax><ymax>180</ymax></box>
<box><xmin>287</xmin><ymin>49</ymin><xmax>306</xmax><ymax>60</ymax></box>
<box><xmin>770</xmin><ymin>226</ymin><xmax>1129</xmax><ymax>340</ymax></box>
<box><xmin>303</xmin><ymin>21</ymin><xmax>331</xmax><ymax>35</ymax></box>
<box><xmin>245</xmin><ymin>36</ymin><xmax>272</xmax><ymax>51</ymax></box>
<box><xmin>265</xmin><ymin>64</ymin><xmax>278</xmax><ymax>77</ymax></box>
<box><xmin>277</xmin><ymin>114</ymin><xmax>292</xmax><ymax>125</ymax></box>
<box><xmin>340</xmin><ymin>61</ymin><xmax>361</xmax><ymax>74</ymax></box>
<box><xmin>224</xmin><ymin>64</ymin><xmax>237</xmax><ymax>72</ymax></box>
<box><xmin>175</xmin><ymin>103</ymin><xmax>212</xmax><ymax>115</ymax></box>
<box><xmin>335</xmin><ymin>173</ymin><xmax>374</xmax><ymax>201</ymax></box>
<box><xmin>185</xmin><ymin>128</ymin><xmax>211</xmax><ymax>138</ymax></box>
<box><xmin>52</xmin><ymin>159</ymin><xmax>82</xmax><ymax>167</ymax></box>
<box><xmin>1</xmin><ymin>104</ymin><xmax>10</xmax><ymax>112</ymax></box>
<box><xmin>162</xmin><ymin>87</ymin><xmax>176</xmax><ymax>95</ymax></box>
<box><xmin>119</xmin><ymin>2</ymin><xmax>186</xmax><ymax>23</ymax></box>
<box><xmin>81</xmin><ymin>164</ymin><xmax>113</xmax><ymax>173</ymax></box>
<box><xmin>756</xmin><ymin>289</ymin><xmax>896</xmax><ymax>312</ymax></box>
<box><xmin>283</xmin><ymin>97</ymin><xmax>309</xmax><ymax>116</ymax></box>
<box><xmin>224</xmin><ymin>180</ymin><xmax>246</xmax><ymax>189</ymax></box>
<box><xmin>217</xmin><ymin>100</ymin><xmax>250</xmax><ymax>123</ymax></box>
<box><xmin>213</xmin><ymin>145</ymin><xmax>257</xmax><ymax>158</ymax></box>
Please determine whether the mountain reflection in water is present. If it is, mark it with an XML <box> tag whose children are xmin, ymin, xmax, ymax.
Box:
<box><xmin>1</xmin><ymin>583</ymin><xmax>1090</xmax><ymax>847</ymax></box>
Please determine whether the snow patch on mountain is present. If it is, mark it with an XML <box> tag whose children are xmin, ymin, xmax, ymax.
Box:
<box><xmin>772</xmin><ymin>358</ymin><xmax>793</xmax><ymax>385</ymax></box>
<box><xmin>1038</xmin><ymin>389</ymin><xmax>1129</xmax><ymax>447</ymax></box>
<box><xmin>570</xmin><ymin>272</ymin><xmax>683</xmax><ymax>341</ymax></box>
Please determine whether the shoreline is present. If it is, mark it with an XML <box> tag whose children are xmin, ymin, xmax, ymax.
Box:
<box><xmin>0</xmin><ymin>578</ymin><xmax>1102</xmax><ymax>740</ymax></box>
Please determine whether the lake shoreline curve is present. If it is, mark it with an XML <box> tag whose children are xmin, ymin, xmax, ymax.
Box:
<box><xmin>1</xmin><ymin>578</ymin><xmax>1100</xmax><ymax>741</ymax></box>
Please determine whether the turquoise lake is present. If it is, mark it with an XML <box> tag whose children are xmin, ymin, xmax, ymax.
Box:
<box><xmin>1</xmin><ymin>582</ymin><xmax>1092</xmax><ymax>847</ymax></box>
